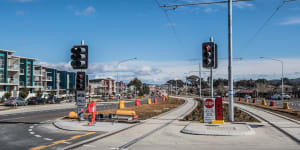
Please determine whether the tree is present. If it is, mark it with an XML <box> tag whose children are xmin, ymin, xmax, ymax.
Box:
<box><xmin>128</xmin><ymin>78</ymin><xmax>143</xmax><ymax>96</ymax></box>
<box><xmin>36</xmin><ymin>90</ymin><xmax>43</xmax><ymax>98</ymax></box>
<box><xmin>142</xmin><ymin>83</ymin><xmax>150</xmax><ymax>95</ymax></box>
<box><xmin>19</xmin><ymin>88</ymin><xmax>29</xmax><ymax>99</ymax></box>
<box><xmin>3</xmin><ymin>92</ymin><xmax>11</xmax><ymax>100</ymax></box>
<box><xmin>166</xmin><ymin>79</ymin><xmax>184</xmax><ymax>87</ymax></box>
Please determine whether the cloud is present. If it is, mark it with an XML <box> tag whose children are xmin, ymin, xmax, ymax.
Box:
<box><xmin>280</xmin><ymin>17</ymin><xmax>300</xmax><ymax>25</ymax></box>
<box><xmin>37</xmin><ymin>58</ymin><xmax>300</xmax><ymax>84</ymax></box>
<box><xmin>233</xmin><ymin>2</ymin><xmax>254</xmax><ymax>9</ymax></box>
<box><xmin>74</xmin><ymin>6</ymin><xmax>96</xmax><ymax>16</ymax></box>
<box><xmin>16</xmin><ymin>10</ymin><xmax>24</xmax><ymax>15</ymax></box>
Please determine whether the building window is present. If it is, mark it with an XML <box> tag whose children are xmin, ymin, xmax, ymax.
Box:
<box><xmin>0</xmin><ymin>56</ymin><xmax>4</xmax><ymax>68</ymax></box>
<box><xmin>0</xmin><ymin>70</ymin><xmax>4</xmax><ymax>83</ymax></box>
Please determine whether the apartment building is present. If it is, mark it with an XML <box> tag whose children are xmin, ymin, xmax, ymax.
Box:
<box><xmin>0</xmin><ymin>49</ymin><xmax>84</xmax><ymax>99</ymax></box>
<box><xmin>90</xmin><ymin>78</ymin><xmax>116</xmax><ymax>96</ymax></box>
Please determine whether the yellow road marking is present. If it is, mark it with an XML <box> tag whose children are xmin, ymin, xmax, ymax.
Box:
<box><xmin>30</xmin><ymin>132</ymin><xmax>96</xmax><ymax>150</ymax></box>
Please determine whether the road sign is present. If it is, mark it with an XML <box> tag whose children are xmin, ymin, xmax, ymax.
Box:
<box><xmin>76</xmin><ymin>90</ymin><xmax>86</xmax><ymax>106</ymax></box>
<box><xmin>203</xmin><ymin>98</ymin><xmax>216</xmax><ymax>123</ymax></box>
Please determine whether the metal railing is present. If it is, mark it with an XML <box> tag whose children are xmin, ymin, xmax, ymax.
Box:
<box><xmin>8</xmin><ymin>65</ymin><xmax>19</xmax><ymax>70</ymax></box>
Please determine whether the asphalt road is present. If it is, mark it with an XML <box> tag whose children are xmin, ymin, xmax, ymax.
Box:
<box><xmin>0</xmin><ymin>97</ymin><xmax>159</xmax><ymax>150</ymax></box>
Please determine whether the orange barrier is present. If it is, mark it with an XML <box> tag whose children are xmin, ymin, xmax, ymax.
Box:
<box><xmin>154</xmin><ymin>98</ymin><xmax>158</xmax><ymax>104</ymax></box>
<box><xmin>252</xmin><ymin>98</ymin><xmax>256</xmax><ymax>104</ymax></box>
<box><xmin>88</xmin><ymin>101</ymin><xmax>96</xmax><ymax>126</ymax></box>
<box><xmin>270</xmin><ymin>101</ymin><xmax>275</xmax><ymax>107</ymax></box>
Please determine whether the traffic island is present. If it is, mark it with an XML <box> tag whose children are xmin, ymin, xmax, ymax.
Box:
<box><xmin>182</xmin><ymin>98</ymin><xmax>259</xmax><ymax>122</ymax></box>
<box><xmin>53</xmin><ymin>97</ymin><xmax>185</xmax><ymax>132</ymax></box>
<box><xmin>236</xmin><ymin>101</ymin><xmax>300</xmax><ymax>121</ymax></box>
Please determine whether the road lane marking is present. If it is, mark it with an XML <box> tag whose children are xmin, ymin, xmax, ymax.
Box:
<box><xmin>28</xmin><ymin>129</ymin><xmax>32</xmax><ymax>131</ymax></box>
<box><xmin>83</xmin><ymin>144</ymin><xmax>96</xmax><ymax>147</ymax></box>
<box><xmin>43</xmin><ymin>138</ymin><xmax>53</xmax><ymax>141</ymax></box>
<box><xmin>30</xmin><ymin>126</ymin><xmax>34</xmax><ymax>128</ymax></box>
<box><xmin>30</xmin><ymin>132</ymin><xmax>35</xmax><ymax>134</ymax></box>
<box><xmin>30</xmin><ymin>132</ymin><xmax>97</xmax><ymax>150</ymax></box>
<box><xmin>35</xmin><ymin>135</ymin><xmax>42</xmax><ymax>138</ymax></box>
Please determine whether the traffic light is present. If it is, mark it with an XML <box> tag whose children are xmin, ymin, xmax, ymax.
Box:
<box><xmin>202</xmin><ymin>42</ymin><xmax>217</xmax><ymax>69</ymax></box>
<box><xmin>70</xmin><ymin>45</ymin><xmax>88</xmax><ymax>69</ymax></box>
<box><xmin>76</xmin><ymin>72</ymin><xmax>86</xmax><ymax>91</ymax></box>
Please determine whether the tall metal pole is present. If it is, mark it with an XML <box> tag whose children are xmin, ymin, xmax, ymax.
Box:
<box><xmin>185</xmin><ymin>73</ymin><xmax>188</xmax><ymax>96</ymax></box>
<box><xmin>281</xmin><ymin>61</ymin><xmax>284</xmax><ymax>100</ymax></box>
<box><xmin>176</xmin><ymin>80</ymin><xmax>178</xmax><ymax>96</ymax></box>
<box><xmin>199</xmin><ymin>63</ymin><xmax>202</xmax><ymax>99</ymax></box>
<box><xmin>210</xmin><ymin>37</ymin><xmax>214</xmax><ymax>98</ymax></box>
<box><xmin>228</xmin><ymin>0</ymin><xmax>234</xmax><ymax>122</ymax></box>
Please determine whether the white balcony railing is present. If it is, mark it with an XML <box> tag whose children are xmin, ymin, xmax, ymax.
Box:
<box><xmin>34</xmin><ymin>82</ymin><xmax>42</xmax><ymax>86</ymax></box>
<box><xmin>8</xmin><ymin>65</ymin><xmax>19</xmax><ymax>70</ymax></box>
<box><xmin>7</xmin><ymin>79</ymin><xmax>19</xmax><ymax>84</ymax></box>
<box><xmin>34</xmin><ymin>70</ymin><xmax>41</xmax><ymax>75</ymax></box>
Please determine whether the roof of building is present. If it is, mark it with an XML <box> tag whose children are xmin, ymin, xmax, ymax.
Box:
<box><xmin>0</xmin><ymin>49</ymin><xmax>16</xmax><ymax>54</ymax></box>
<box><xmin>17</xmin><ymin>56</ymin><xmax>38</xmax><ymax>61</ymax></box>
<box><xmin>90</xmin><ymin>78</ymin><xmax>115</xmax><ymax>82</ymax></box>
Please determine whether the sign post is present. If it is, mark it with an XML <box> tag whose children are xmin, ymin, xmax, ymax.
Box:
<box><xmin>203</xmin><ymin>98</ymin><xmax>215</xmax><ymax>123</ymax></box>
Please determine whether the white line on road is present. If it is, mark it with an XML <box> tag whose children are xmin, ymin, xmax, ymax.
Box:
<box><xmin>34</xmin><ymin>135</ymin><xmax>42</xmax><ymax>138</ymax></box>
<box><xmin>43</xmin><ymin>138</ymin><xmax>53</xmax><ymax>141</ymax></box>
<box><xmin>83</xmin><ymin>145</ymin><xmax>96</xmax><ymax>148</ymax></box>
<box><xmin>62</xmin><ymin>142</ymin><xmax>72</xmax><ymax>144</ymax></box>
<box><xmin>30</xmin><ymin>126</ymin><xmax>34</xmax><ymax>128</ymax></box>
<box><xmin>30</xmin><ymin>132</ymin><xmax>35</xmax><ymax>135</ymax></box>
<box><xmin>28</xmin><ymin>129</ymin><xmax>32</xmax><ymax>132</ymax></box>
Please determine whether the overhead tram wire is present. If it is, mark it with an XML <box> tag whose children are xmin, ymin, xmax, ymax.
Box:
<box><xmin>244</xmin><ymin>0</ymin><xmax>296</xmax><ymax>49</ymax></box>
<box><xmin>153</xmin><ymin>0</ymin><xmax>184</xmax><ymax>47</ymax></box>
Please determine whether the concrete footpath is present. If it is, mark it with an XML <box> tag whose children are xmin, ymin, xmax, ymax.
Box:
<box><xmin>65</xmin><ymin>96</ymin><xmax>300</xmax><ymax>150</ymax></box>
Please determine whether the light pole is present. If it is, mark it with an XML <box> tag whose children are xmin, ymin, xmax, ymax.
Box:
<box><xmin>116</xmin><ymin>57</ymin><xmax>137</xmax><ymax>99</ymax></box>
<box><xmin>260</xmin><ymin>57</ymin><xmax>284</xmax><ymax>99</ymax></box>
<box><xmin>184</xmin><ymin>73</ymin><xmax>188</xmax><ymax>96</ymax></box>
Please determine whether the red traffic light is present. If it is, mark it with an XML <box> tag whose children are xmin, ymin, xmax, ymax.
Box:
<box><xmin>205</xmin><ymin>45</ymin><xmax>211</xmax><ymax>52</ymax></box>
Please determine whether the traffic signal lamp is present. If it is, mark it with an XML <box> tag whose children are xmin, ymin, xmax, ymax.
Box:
<box><xmin>202</xmin><ymin>42</ymin><xmax>217</xmax><ymax>69</ymax></box>
<box><xmin>71</xmin><ymin>45</ymin><xmax>88</xmax><ymax>69</ymax></box>
<box><xmin>76</xmin><ymin>72</ymin><xmax>86</xmax><ymax>91</ymax></box>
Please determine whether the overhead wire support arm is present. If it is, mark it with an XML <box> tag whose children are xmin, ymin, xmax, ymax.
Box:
<box><xmin>159</xmin><ymin>0</ymin><xmax>253</xmax><ymax>8</ymax></box>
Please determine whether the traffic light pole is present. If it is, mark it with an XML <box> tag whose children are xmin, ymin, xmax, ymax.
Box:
<box><xmin>210</xmin><ymin>37</ymin><xmax>214</xmax><ymax>98</ymax></box>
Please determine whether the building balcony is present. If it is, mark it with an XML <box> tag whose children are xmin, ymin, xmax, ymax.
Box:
<box><xmin>34</xmin><ymin>70</ymin><xmax>42</xmax><ymax>76</ymax></box>
<box><xmin>0</xmin><ymin>64</ymin><xmax>4</xmax><ymax>69</ymax></box>
<box><xmin>46</xmin><ymin>76</ymin><xmax>53</xmax><ymax>81</ymax></box>
<box><xmin>34</xmin><ymin>82</ymin><xmax>43</xmax><ymax>87</ymax></box>
<box><xmin>20</xmin><ymin>69</ymin><xmax>24</xmax><ymax>75</ymax></box>
<box><xmin>8</xmin><ymin>65</ymin><xmax>20</xmax><ymax>71</ymax></box>
<box><xmin>0</xmin><ymin>79</ymin><xmax>19</xmax><ymax>85</ymax></box>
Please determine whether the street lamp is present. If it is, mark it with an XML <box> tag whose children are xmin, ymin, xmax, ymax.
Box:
<box><xmin>260</xmin><ymin>57</ymin><xmax>284</xmax><ymax>100</ymax></box>
<box><xmin>116</xmin><ymin>57</ymin><xmax>137</xmax><ymax>99</ymax></box>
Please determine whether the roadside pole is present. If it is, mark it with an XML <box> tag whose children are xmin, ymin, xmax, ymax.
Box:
<box><xmin>210</xmin><ymin>37</ymin><xmax>214</xmax><ymax>98</ymax></box>
<box><xmin>199</xmin><ymin>63</ymin><xmax>202</xmax><ymax>99</ymax></box>
<box><xmin>228</xmin><ymin>0</ymin><xmax>234</xmax><ymax>122</ymax></box>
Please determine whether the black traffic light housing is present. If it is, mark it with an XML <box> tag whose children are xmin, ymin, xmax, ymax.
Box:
<box><xmin>71</xmin><ymin>45</ymin><xmax>88</xmax><ymax>69</ymax></box>
<box><xmin>76</xmin><ymin>72</ymin><xmax>86</xmax><ymax>91</ymax></box>
<box><xmin>202</xmin><ymin>42</ymin><xmax>217</xmax><ymax>69</ymax></box>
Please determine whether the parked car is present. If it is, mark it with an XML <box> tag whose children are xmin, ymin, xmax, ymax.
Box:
<box><xmin>244</xmin><ymin>95</ymin><xmax>251</xmax><ymax>99</ymax></box>
<box><xmin>27</xmin><ymin>97</ymin><xmax>45</xmax><ymax>105</ymax></box>
<box><xmin>4</xmin><ymin>97</ymin><xmax>27</xmax><ymax>106</ymax></box>
<box><xmin>271</xmin><ymin>94</ymin><xmax>291</xmax><ymax>100</ymax></box>
<box><xmin>46</xmin><ymin>96</ymin><xmax>61</xmax><ymax>104</ymax></box>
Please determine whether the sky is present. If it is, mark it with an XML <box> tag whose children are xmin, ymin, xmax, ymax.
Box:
<box><xmin>0</xmin><ymin>0</ymin><xmax>300</xmax><ymax>84</ymax></box>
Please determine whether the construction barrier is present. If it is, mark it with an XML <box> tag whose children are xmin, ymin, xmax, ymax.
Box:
<box><xmin>162</xmin><ymin>95</ymin><xmax>165</xmax><ymax>102</ymax></box>
<box><xmin>119</xmin><ymin>100</ymin><xmax>125</xmax><ymax>109</ymax></box>
<box><xmin>245</xmin><ymin>98</ymin><xmax>248</xmax><ymax>103</ymax></box>
<box><xmin>252</xmin><ymin>98</ymin><xmax>256</xmax><ymax>104</ymax></box>
<box><xmin>88</xmin><ymin>101</ymin><xmax>96</xmax><ymax>126</ymax></box>
<box><xmin>154</xmin><ymin>98</ymin><xmax>158</xmax><ymax>104</ymax></box>
<box><xmin>136</xmin><ymin>99</ymin><xmax>141</xmax><ymax>106</ymax></box>
<box><xmin>211</xmin><ymin>120</ymin><xmax>225</xmax><ymax>124</ymax></box>
<box><xmin>270</xmin><ymin>101</ymin><xmax>275</xmax><ymax>107</ymax></box>
<box><xmin>283</xmin><ymin>102</ymin><xmax>290</xmax><ymax>109</ymax></box>
<box><xmin>262</xmin><ymin>99</ymin><xmax>267</xmax><ymax>106</ymax></box>
<box><xmin>147</xmin><ymin>98</ymin><xmax>152</xmax><ymax>104</ymax></box>
<box><xmin>69</xmin><ymin>111</ymin><xmax>78</xmax><ymax>119</ymax></box>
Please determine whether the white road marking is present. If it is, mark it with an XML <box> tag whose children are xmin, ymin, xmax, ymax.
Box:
<box><xmin>83</xmin><ymin>145</ymin><xmax>96</xmax><ymax>148</ymax></box>
<box><xmin>28</xmin><ymin>129</ymin><xmax>32</xmax><ymax>132</ymax></box>
<box><xmin>62</xmin><ymin>142</ymin><xmax>71</xmax><ymax>144</ymax></box>
<box><xmin>43</xmin><ymin>138</ymin><xmax>53</xmax><ymax>141</ymax></box>
<box><xmin>35</xmin><ymin>135</ymin><xmax>42</xmax><ymax>138</ymax></box>
<box><xmin>30</xmin><ymin>132</ymin><xmax>35</xmax><ymax>134</ymax></box>
<box><xmin>30</xmin><ymin>126</ymin><xmax>34</xmax><ymax>128</ymax></box>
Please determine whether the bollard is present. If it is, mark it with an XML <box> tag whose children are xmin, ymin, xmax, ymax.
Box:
<box><xmin>239</xmin><ymin>97</ymin><xmax>241</xmax><ymax>102</ymax></box>
<box><xmin>119</xmin><ymin>100</ymin><xmax>125</xmax><ymax>109</ymax></box>
<box><xmin>283</xmin><ymin>102</ymin><xmax>290</xmax><ymax>109</ymax></box>
<box><xmin>162</xmin><ymin>95</ymin><xmax>165</xmax><ymax>102</ymax></box>
<box><xmin>253</xmin><ymin>98</ymin><xmax>256</xmax><ymax>104</ymax></box>
<box><xmin>245</xmin><ymin>98</ymin><xmax>248</xmax><ymax>103</ymax></box>
<box><xmin>262</xmin><ymin>99</ymin><xmax>267</xmax><ymax>106</ymax></box>
<box><xmin>154</xmin><ymin>98</ymin><xmax>158</xmax><ymax>104</ymax></box>
<box><xmin>147</xmin><ymin>98</ymin><xmax>152</xmax><ymax>104</ymax></box>
<box><xmin>270</xmin><ymin>101</ymin><xmax>275</xmax><ymax>107</ymax></box>
<box><xmin>136</xmin><ymin>99</ymin><xmax>141</xmax><ymax>106</ymax></box>
<box><xmin>88</xmin><ymin>101</ymin><xmax>96</xmax><ymax>126</ymax></box>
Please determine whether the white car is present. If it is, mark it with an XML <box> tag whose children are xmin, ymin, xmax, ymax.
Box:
<box><xmin>271</xmin><ymin>94</ymin><xmax>291</xmax><ymax>100</ymax></box>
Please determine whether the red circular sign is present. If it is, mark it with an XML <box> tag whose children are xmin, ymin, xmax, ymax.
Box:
<box><xmin>205</xmin><ymin>99</ymin><xmax>214</xmax><ymax>108</ymax></box>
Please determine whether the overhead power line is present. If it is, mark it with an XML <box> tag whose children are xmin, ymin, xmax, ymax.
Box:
<box><xmin>160</xmin><ymin>0</ymin><xmax>252</xmax><ymax>8</ymax></box>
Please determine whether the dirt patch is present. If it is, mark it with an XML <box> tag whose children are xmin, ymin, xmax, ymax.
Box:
<box><xmin>84</xmin><ymin>98</ymin><xmax>185</xmax><ymax>120</ymax></box>
<box><xmin>182</xmin><ymin>98</ymin><xmax>259</xmax><ymax>122</ymax></box>
<box><xmin>236</xmin><ymin>101</ymin><xmax>300</xmax><ymax>121</ymax></box>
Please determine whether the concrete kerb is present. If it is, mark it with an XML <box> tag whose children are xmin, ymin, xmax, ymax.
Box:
<box><xmin>181</xmin><ymin>122</ymin><xmax>256</xmax><ymax>136</ymax></box>
<box><xmin>62</xmin><ymin>96</ymin><xmax>192</xmax><ymax>150</ymax></box>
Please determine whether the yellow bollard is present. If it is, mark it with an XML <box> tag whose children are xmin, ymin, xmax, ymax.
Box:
<box><xmin>262</xmin><ymin>99</ymin><xmax>267</xmax><ymax>106</ymax></box>
<box><xmin>147</xmin><ymin>98</ymin><xmax>152</xmax><ymax>104</ymax></box>
<box><xmin>245</xmin><ymin>98</ymin><xmax>248</xmax><ymax>103</ymax></box>
<box><xmin>119</xmin><ymin>100</ymin><xmax>125</xmax><ymax>109</ymax></box>
<box><xmin>69</xmin><ymin>111</ymin><xmax>78</xmax><ymax>119</ymax></box>
<box><xmin>283</xmin><ymin>102</ymin><xmax>290</xmax><ymax>109</ymax></box>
